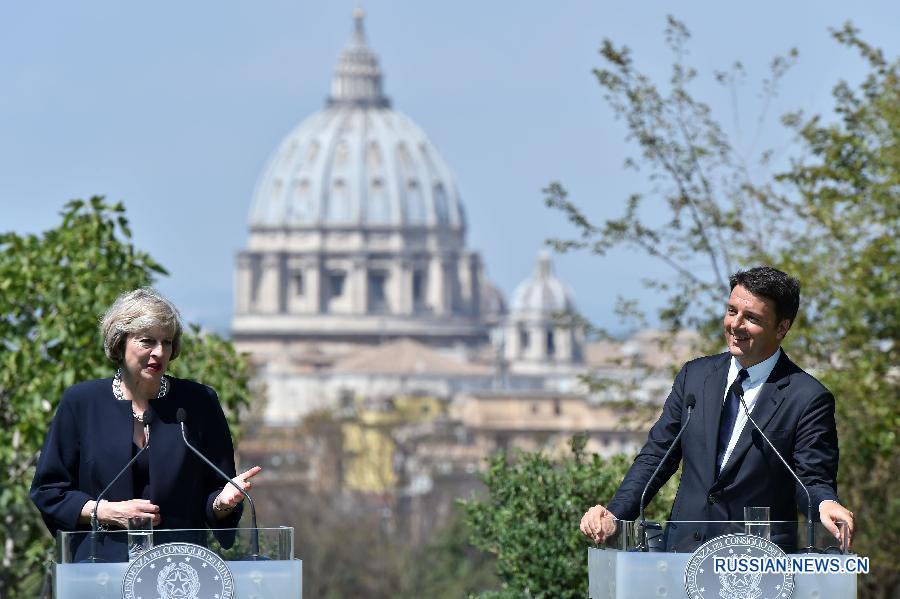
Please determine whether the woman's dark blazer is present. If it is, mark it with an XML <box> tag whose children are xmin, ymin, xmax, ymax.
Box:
<box><xmin>30</xmin><ymin>376</ymin><xmax>243</xmax><ymax>560</ymax></box>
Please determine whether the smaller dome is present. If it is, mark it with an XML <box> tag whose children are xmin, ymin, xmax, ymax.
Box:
<box><xmin>510</xmin><ymin>252</ymin><xmax>576</xmax><ymax>317</ymax></box>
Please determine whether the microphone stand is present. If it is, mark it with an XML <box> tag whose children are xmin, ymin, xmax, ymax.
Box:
<box><xmin>634</xmin><ymin>394</ymin><xmax>695</xmax><ymax>552</ymax></box>
<box><xmin>177</xmin><ymin>409</ymin><xmax>262</xmax><ymax>560</ymax></box>
<box><xmin>88</xmin><ymin>411</ymin><xmax>154</xmax><ymax>563</ymax></box>
<box><xmin>738</xmin><ymin>395</ymin><xmax>817</xmax><ymax>553</ymax></box>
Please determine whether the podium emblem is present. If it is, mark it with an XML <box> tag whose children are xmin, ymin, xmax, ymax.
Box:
<box><xmin>684</xmin><ymin>533</ymin><xmax>794</xmax><ymax>599</ymax></box>
<box><xmin>123</xmin><ymin>542</ymin><xmax>235</xmax><ymax>599</ymax></box>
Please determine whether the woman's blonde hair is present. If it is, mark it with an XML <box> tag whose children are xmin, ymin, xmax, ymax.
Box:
<box><xmin>100</xmin><ymin>288</ymin><xmax>183</xmax><ymax>364</ymax></box>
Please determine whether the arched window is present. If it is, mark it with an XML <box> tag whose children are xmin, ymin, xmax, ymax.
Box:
<box><xmin>334</xmin><ymin>141</ymin><xmax>350</xmax><ymax>167</ymax></box>
<box><xmin>306</xmin><ymin>141</ymin><xmax>320</xmax><ymax>163</ymax></box>
<box><xmin>368</xmin><ymin>178</ymin><xmax>391</xmax><ymax>224</ymax></box>
<box><xmin>290</xmin><ymin>178</ymin><xmax>314</xmax><ymax>222</ymax></box>
<box><xmin>366</xmin><ymin>142</ymin><xmax>382</xmax><ymax>168</ymax></box>
<box><xmin>433</xmin><ymin>184</ymin><xmax>448</xmax><ymax>225</ymax></box>
<box><xmin>292</xmin><ymin>272</ymin><xmax>304</xmax><ymax>296</ymax></box>
<box><xmin>325</xmin><ymin>270</ymin><xmax>346</xmax><ymax>313</ymax></box>
<box><xmin>406</xmin><ymin>179</ymin><xmax>426</xmax><ymax>224</ymax></box>
<box><xmin>368</xmin><ymin>270</ymin><xmax>389</xmax><ymax>313</ymax></box>
<box><xmin>413</xmin><ymin>269</ymin><xmax>428</xmax><ymax>312</ymax></box>
<box><xmin>327</xmin><ymin>179</ymin><xmax>353</xmax><ymax>222</ymax></box>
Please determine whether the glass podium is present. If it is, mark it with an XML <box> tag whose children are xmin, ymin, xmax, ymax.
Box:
<box><xmin>54</xmin><ymin>527</ymin><xmax>300</xmax><ymax>599</ymax></box>
<box><xmin>588</xmin><ymin>520</ymin><xmax>858</xmax><ymax>599</ymax></box>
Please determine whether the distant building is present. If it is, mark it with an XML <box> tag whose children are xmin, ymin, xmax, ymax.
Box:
<box><xmin>232</xmin><ymin>10</ymin><xmax>499</xmax><ymax>366</ymax></box>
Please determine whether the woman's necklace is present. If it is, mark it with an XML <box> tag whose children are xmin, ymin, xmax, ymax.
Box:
<box><xmin>112</xmin><ymin>368</ymin><xmax>169</xmax><ymax>422</ymax></box>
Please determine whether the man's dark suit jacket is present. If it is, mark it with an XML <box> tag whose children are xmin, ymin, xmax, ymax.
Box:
<box><xmin>31</xmin><ymin>377</ymin><xmax>243</xmax><ymax>561</ymax></box>
<box><xmin>607</xmin><ymin>351</ymin><xmax>839</xmax><ymax>551</ymax></box>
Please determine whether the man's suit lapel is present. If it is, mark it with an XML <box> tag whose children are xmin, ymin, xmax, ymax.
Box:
<box><xmin>716</xmin><ymin>351</ymin><xmax>793</xmax><ymax>481</ymax></box>
<box><xmin>702</xmin><ymin>354</ymin><xmax>731</xmax><ymax>483</ymax></box>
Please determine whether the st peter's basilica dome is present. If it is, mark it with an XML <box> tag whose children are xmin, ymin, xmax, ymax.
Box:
<box><xmin>248</xmin><ymin>11</ymin><xmax>465</xmax><ymax>232</ymax></box>
<box><xmin>233</xmin><ymin>11</ymin><xmax>497</xmax><ymax>355</ymax></box>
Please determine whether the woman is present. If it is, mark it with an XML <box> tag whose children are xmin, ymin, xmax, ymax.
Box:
<box><xmin>30</xmin><ymin>288</ymin><xmax>261</xmax><ymax>561</ymax></box>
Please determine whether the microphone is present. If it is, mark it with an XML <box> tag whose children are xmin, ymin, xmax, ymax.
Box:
<box><xmin>737</xmin><ymin>393</ymin><xmax>816</xmax><ymax>553</ymax></box>
<box><xmin>176</xmin><ymin>408</ymin><xmax>262</xmax><ymax>559</ymax></box>
<box><xmin>635</xmin><ymin>394</ymin><xmax>696</xmax><ymax>552</ymax></box>
<box><xmin>88</xmin><ymin>408</ymin><xmax>155</xmax><ymax>562</ymax></box>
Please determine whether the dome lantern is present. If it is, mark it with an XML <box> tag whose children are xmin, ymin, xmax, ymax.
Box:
<box><xmin>327</xmin><ymin>9</ymin><xmax>390</xmax><ymax>109</ymax></box>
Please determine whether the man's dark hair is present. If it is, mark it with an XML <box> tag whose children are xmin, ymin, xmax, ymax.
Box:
<box><xmin>729</xmin><ymin>266</ymin><xmax>801</xmax><ymax>324</ymax></box>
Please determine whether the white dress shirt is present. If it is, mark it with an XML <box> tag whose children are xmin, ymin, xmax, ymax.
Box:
<box><xmin>718</xmin><ymin>348</ymin><xmax>782</xmax><ymax>471</ymax></box>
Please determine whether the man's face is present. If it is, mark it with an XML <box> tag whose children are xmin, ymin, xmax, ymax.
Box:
<box><xmin>723</xmin><ymin>285</ymin><xmax>791</xmax><ymax>368</ymax></box>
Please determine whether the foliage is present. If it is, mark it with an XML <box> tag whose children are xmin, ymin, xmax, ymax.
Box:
<box><xmin>0</xmin><ymin>197</ymin><xmax>251</xmax><ymax>598</ymax></box>
<box><xmin>461</xmin><ymin>435</ymin><xmax>677</xmax><ymax>598</ymax></box>
<box><xmin>545</xmin><ymin>17</ymin><xmax>899</xmax><ymax>598</ymax></box>
<box><xmin>170</xmin><ymin>325</ymin><xmax>252</xmax><ymax>436</ymax></box>
<box><xmin>545</xmin><ymin>15</ymin><xmax>796</xmax><ymax>335</ymax></box>
<box><xmin>772</xmin><ymin>24</ymin><xmax>900</xmax><ymax>598</ymax></box>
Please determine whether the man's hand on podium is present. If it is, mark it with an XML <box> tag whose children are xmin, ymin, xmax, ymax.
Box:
<box><xmin>580</xmin><ymin>504</ymin><xmax>618</xmax><ymax>545</ymax></box>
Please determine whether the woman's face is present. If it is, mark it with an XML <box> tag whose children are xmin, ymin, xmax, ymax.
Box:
<box><xmin>122</xmin><ymin>326</ymin><xmax>173</xmax><ymax>385</ymax></box>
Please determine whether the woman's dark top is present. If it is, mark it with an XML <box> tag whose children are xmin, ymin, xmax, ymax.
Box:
<box><xmin>133</xmin><ymin>442</ymin><xmax>151</xmax><ymax>500</ymax></box>
<box><xmin>30</xmin><ymin>376</ymin><xmax>244</xmax><ymax>561</ymax></box>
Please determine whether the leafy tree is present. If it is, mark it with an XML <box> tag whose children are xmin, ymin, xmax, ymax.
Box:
<box><xmin>461</xmin><ymin>436</ymin><xmax>677</xmax><ymax>598</ymax></box>
<box><xmin>545</xmin><ymin>16</ymin><xmax>796</xmax><ymax>336</ymax></box>
<box><xmin>0</xmin><ymin>197</ymin><xmax>251</xmax><ymax>598</ymax></box>
<box><xmin>773</xmin><ymin>24</ymin><xmax>900</xmax><ymax>598</ymax></box>
<box><xmin>545</xmin><ymin>17</ymin><xmax>898</xmax><ymax>599</ymax></box>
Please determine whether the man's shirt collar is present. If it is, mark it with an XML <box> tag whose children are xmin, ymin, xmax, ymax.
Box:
<box><xmin>730</xmin><ymin>347</ymin><xmax>781</xmax><ymax>387</ymax></box>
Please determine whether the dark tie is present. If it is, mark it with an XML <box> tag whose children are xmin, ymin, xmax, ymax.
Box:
<box><xmin>716</xmin><ymin>368</ymin><xmax>749</xmax><ymax>476</ymax></box>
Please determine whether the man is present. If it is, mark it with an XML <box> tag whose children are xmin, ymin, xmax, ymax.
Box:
<box><xmin>580</xmin><ymin>267</ymin><xmax>854</xmax><ymax>550</ymax></box>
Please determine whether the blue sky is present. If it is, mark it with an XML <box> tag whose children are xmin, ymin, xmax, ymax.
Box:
<box><xmin>2</xmin><ymin>2</ymin><xmax>898</xmax><ymax>334</ymax></box>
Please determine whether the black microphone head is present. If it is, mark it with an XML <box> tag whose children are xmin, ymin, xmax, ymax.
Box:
<box><xmin>142</xmin><ymin>408</ymin><xmax>155</xmax><ymax>426</ymax></box>
<box><xmin>685</xmin><ymin>393</ymin><xmax>696</xmax><ymax>409</ymax></box>
<box><xmin>176</xmin><ymin>408</ymin><xmax>187</xmax><ymax>424</ymax></box>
